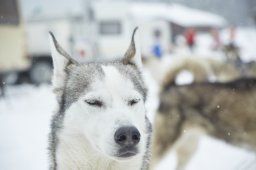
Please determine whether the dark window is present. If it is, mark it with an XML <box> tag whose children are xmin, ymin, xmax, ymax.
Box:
<box><xmin>0</xmin><ymin>0</ymin><xmax>20</xmax><ymax>25</ymax></box>
<box><xmin>99</xmin><ymin>21</ymin><xmax>121</xmax><ymax>35</ymax></box>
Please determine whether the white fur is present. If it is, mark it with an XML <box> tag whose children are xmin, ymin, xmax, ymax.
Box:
<box><xmin>56</xmin><ymin>65</ymin><xmax>148</xmax><ymax>170</ymax></box>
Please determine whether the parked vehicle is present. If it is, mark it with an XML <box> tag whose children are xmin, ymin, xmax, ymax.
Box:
<box><xmin>0</xmin><ymin>0</ymin><xmax>31</xmax><ymax>85</ymax></box>
<box><xmin>26</xmin><ymin>17</ymin><xmax>94</xmax><ymax>84</ymax></box>
<box><xmin>24</xmin><ymin>1</ymin><xmax>226</xmax><ymax>84</ymax></box>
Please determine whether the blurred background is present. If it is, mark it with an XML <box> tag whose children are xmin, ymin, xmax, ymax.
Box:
<box><xmin>0</xmin><ymin>0</ymin><xmax>256</xmax><ymax>169</ymax></box>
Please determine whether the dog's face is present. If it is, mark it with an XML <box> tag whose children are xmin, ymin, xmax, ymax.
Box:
<box><xmin>49</xmin><ymin>28</ymin><xmax>151</xmax><ymax>160</ymax></box>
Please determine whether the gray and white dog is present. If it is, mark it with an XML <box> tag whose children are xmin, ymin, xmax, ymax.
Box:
<box><xmin>48</xmin><ymin>28</ymin><xmax>152</xmax><ymax>170</ymax></box>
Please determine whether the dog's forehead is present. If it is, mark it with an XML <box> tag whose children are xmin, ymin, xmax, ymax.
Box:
<box><xmin>67</xmin><ymin>62</ymin><xmax>138</xmax><ymax>88</ymax></box>
<box><xmin>106</xmin><ymin>62</ymin><xmax>147</xmax><ymax>100</ymax></box>
<box><xmin>99</xmin><ymin>65</ymin><xmax>136</xmax><ymax>94</ymax></box>
<box><xmin>63</xmin><ymin>61</ymin><xmax>147</xmax><ymax>109</ymax></box>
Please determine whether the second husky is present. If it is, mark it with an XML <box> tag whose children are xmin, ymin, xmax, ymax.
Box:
<box><xmin>152</xmin><ymin>78</ymin><xmax>256</xmax><ymax>170</ymax></box>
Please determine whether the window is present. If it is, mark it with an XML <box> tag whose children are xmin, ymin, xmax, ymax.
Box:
<box><xmin>99</xmin><ymin>21</ymin><xmax>121</xmax><ymax>35</ymax></box>
<box><xmin>0</xmin><ymin>0</ymin><xmax>19</xmax><ymax>25</ymax></box>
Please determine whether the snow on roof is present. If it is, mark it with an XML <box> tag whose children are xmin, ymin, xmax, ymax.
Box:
<box><xmin>167</xmin><ymin>4</ymin><xmax>227</xmax><ymax>27</ymax></box>
<box><xmin>130</xmin><ymin>3</ymin><xmax>227</xmax><ymax>27</ymax></box>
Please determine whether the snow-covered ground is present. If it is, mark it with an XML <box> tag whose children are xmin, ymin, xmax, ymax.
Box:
<box><xmin>0</xmin><ymin>85</ymin><xmax>55</xmax><ymax>170</ymax></box>
<box><xmin>156</xmin><ymin>135</ymin><xmax>256</xmax><ymax>170</ymax></box>
<box><xmin>0</xmin><ymin>75</ymin><xmax>256</xmax><ymax>170</ymax></box>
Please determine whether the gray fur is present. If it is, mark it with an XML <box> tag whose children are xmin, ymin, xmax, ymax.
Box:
<box><xmin>49</xmin><ymin>32</ymin><xmax>78</xmax><ymax>65</ymax></box>
<box><xmin>122</xmin><ymin>27</ymin><xmax>138</xmax><ymax>65</ymax></box>
<box><xmin>141</xmin><ymin>116</ymin><xmax>153</xmax><ymax>170</ymax></box>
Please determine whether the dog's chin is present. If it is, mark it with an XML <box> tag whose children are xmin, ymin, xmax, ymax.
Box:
<box><xmin>114</xmin><ymin>147</ymin><xmax>139</xmax><ymax>160</ymax></box>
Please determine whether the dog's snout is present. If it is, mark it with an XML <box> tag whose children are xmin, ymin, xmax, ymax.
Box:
<box><xmin>114</xmin><ymin>126</ymin><xmax>140</xmax><ymax>147</ymax></box>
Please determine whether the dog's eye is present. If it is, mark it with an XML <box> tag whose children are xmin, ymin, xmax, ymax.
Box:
<box><xmin>85</xmin><ymin>100</ymin><xmax>103</xmax><ymax>107</ymax></box>
<box><xmin>128</xmin><ymin>99</ymin><xmax>140</xmax><ymax>106</ymax></box>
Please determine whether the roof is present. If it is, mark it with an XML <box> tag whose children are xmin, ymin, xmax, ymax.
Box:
<box><xmin>130</xmin><ymin>3</ymin><xmax>227</xmax><ymax>27</ymax></box>
<box><xmin>23</xmin><ymin>0</ymin><xmax>227</xmax><ymax>27</ymax></box>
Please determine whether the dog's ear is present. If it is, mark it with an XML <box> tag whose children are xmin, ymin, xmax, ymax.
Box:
<box><xmin>49</xmin><ymin>32</ymin><xmax>78</xmax><ymax>102</ymax></box>
<box><xmin>122</xmin><ymin>27</ymin><xmax>142</xmax><ymax>69</ymax></box>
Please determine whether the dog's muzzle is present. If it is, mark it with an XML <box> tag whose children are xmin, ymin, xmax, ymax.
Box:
<box><xmin>114</xmin><ymin>126</ymin><xmax>140</xmax><ymax>158</ymax></box>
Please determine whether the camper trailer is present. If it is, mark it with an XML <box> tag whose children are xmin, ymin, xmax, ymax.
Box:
<box><xmin>0</xmin><ymin>0</ymin><xmax>30</xmax><ymax>85</ymax></box>
<box><xmin>91</xmin><ymin>1</ymin><xmax>171</xmax><ymax>59</ymax></box>
<box><xmin>25</xmin><ymin>1</ymin><xmax>171</xmax><ymax>83</ymax></box>
<box><xmin>26</xmin><ymin>16</ymin><xmax>94</xmax><ymax>84</ymax></box>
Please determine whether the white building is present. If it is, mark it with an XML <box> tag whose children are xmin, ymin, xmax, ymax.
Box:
<box><xmin>24</xmin><ymin>0</ymin><xmax>227</xmax><ymax>60</ymax></box>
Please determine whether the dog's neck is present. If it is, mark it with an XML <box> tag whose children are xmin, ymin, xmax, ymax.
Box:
<box><xmin>55</xmin><ymin>130</ymin><xmax>144</xmax><ymax>170</ymax></box>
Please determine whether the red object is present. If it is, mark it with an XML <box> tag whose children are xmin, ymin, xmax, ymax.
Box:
<box><xmin>79</xmin><ymin>49</ymin><xmax>86</xmax><ymax>58</ymax></box>
<box><xmin>185</xmin><ymin>29</ymin><xmax>196</xmax><ymax>45</ymax></box>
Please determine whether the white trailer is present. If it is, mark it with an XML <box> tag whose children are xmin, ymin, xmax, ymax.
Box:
<box><xmin>0</xmin><ymin>0</ymin><xmax>30</xmax><ymax>89</ymax></box>
<box><xmin>26</xmin><ymin>18</ymin><xmax>70</xmax><ymax>84</ymax></box>
<box><xmin>26</xmin><ymin>17</ymin><xmax>94</xmax><ymax>84</ymax></box>
<box><xmin>92</xmin><ymin>1</ymin><xmax>171</xmax><ymax>59</ymax></box>
<box><xmin>24</xmin><ymin>1</ymin><xmax>172</xmax><ymax>83</ymax></box>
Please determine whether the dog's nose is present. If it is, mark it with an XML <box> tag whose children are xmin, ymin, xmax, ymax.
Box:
<box><xmin>114</xmin><ymin>126</ymin><xmax>140</xmax><ymax>147</ymax></box>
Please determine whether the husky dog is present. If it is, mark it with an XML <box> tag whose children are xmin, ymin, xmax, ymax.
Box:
<box><xmin>160</xmin><ymin>56</ymin><xmax>245</xmax><ymax>86</ymax></box>
<box><xmin>152</xmin><ymin>78</ymin><xmax>256</xmax><ymax>170</ymax></box>
<box><xmin>48</xmin><ymin>28</ymin><xmax>152</xmax><ymax>170</ymax></box>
